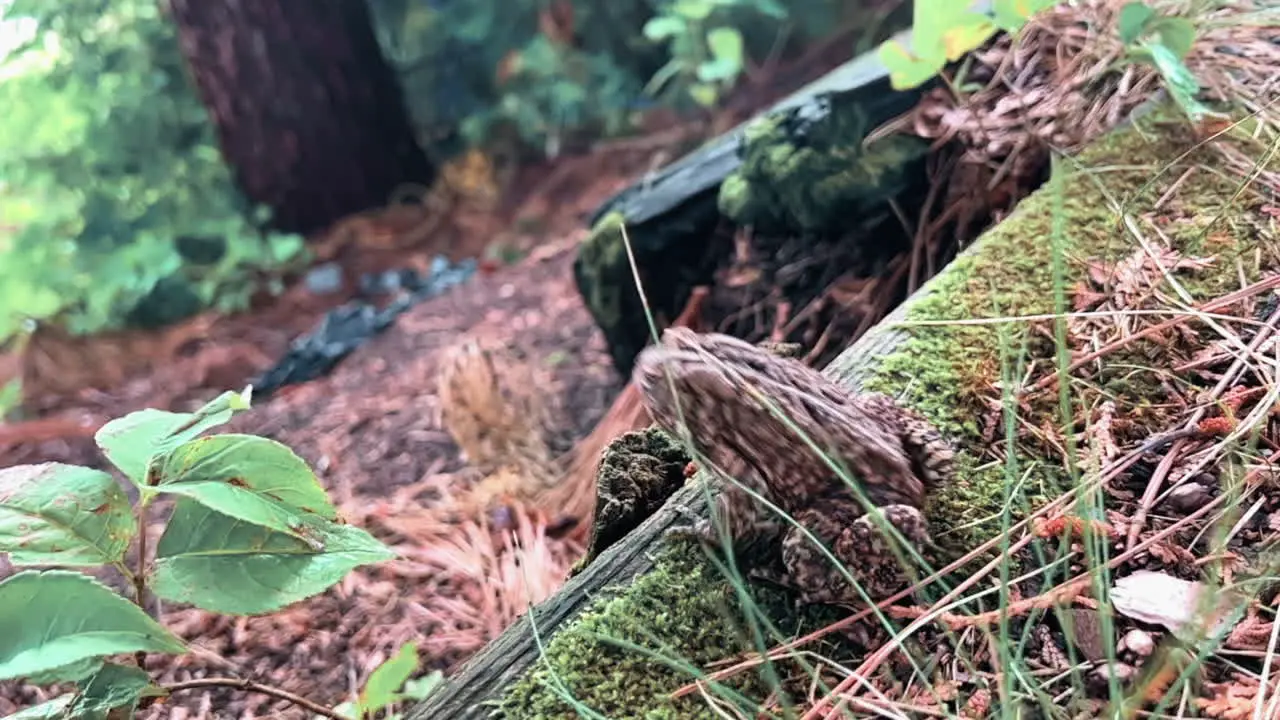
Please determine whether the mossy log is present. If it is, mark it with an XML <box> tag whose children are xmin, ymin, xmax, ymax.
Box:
<box><xmin>410</xmin><ymin>103</ymin><xmax>1278</xmax><ymax>718</ymax></box>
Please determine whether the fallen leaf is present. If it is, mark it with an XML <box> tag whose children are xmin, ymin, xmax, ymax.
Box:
<box><xmin>1111</xmin><ymin>570</ymin><xmax>1243</xmax><ymax>639</ymax></box>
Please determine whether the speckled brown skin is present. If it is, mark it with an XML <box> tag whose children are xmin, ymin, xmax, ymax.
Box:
<box><xmin>633</xmin><ymin>328</ymin><xmax>955</xmax><ymax>606</ymax></box>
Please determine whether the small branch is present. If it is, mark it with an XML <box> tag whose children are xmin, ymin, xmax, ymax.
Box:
<box><xmin>163</xmin><ymin>677</ymin><xmax>347</xmax><ymax>720</ymax></box>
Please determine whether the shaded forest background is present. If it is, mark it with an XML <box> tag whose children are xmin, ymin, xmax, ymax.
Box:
<box><xmin>0</xmin><ymin>0</ymin><xmax>891</xmax><ymax>386</ymax></box>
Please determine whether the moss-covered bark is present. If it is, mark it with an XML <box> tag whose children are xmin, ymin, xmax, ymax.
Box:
<box><xmin>494</xmin><ymin>104</ymin><xmax>1279</xmax><ymax>718</ymax></box>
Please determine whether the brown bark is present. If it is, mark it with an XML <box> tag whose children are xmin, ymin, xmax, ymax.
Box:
<box><xmin>167</xmin><ymin>0</ymin><xmax>433</xmax><ymax>236</ymax></box>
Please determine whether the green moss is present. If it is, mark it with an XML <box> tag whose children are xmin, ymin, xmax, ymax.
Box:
<box><xmin>501</xmin><ymin>544</ymin><xmax>842</xmax><ymax>719</ymax></box>
<box><xmin>501</xmin><ymin>104</ymin><xmax>1280</xmax><ymax>716</ymax></box>
<box><xmin>576</xmin><ymin>210</ymin><xmax>631</xmax><ymax>327</ymax></box>
<box><xmin>717</xmin><ymin>99</ymin><xmax>930</xmax><ymax>234</ymax></box>
<box><xmin>571</xmin><ymin>428</ymin><xmax>691</xmax><ymax>576</ymax></box>
<box><xmin>845</xmin><ymin>106</ymin><xmax>1280</xmax><ymax>563</ymax></box>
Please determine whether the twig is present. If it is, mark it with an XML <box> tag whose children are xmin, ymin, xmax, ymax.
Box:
<box><xmin>808</xmin><ymin>494</ymin><xmax>1232</xmax><ymax>720</ymax></box>
<box><xmin>1125</xmin><ymin>299</ymin><xmax>1280</xmax><ymax>548</ymax></box>
<box><xmin>1031</xmin><ymin>274</ymin><xmax>1280</xmax><ymax>392</ymax></box>
<box><xmin>162</xmin><ymin>677</ymin><xmax>347</xmax><ymax>720</ymax></box>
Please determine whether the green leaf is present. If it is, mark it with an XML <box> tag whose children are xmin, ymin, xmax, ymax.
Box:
<box><xmin>24</xmin><ymin>657</ymin><xmax>104</xmax><ymax>686</ymax></box>
<box><xmin>688</xmin><ymin>83</ymin><xmax>720</xmax><ymax>107</ymax></box>
<box><xmin>1148</xmin><ymin>16</ymin><xmax>1196</xmax><ymax>58</ymax></box>
<box><xmin>0</xmin><ymin>463</ymin><xmax>134</xmax><ymax>567</ymax></box>
<box><xmin>992</xmin><ymin>0</ymin><xmax>1055</xmax><ymax>31</ymax></box>
<box><xmin>1118</xmin><ymin>2</ymin><xmax>1156</xmax><ymax>44</ymax></box>
<box><xmin>878</xmin><ymin>39</ymin><xmax>945</xmax><ymax>91</ymax></box>
<box><xmin>154</xmin><ymin>433</ymin><xmax>336</xmax><ymax>538</ymax></box>
<box><xmin>938</xmin><ymin>15</ymin><xmax>998</xmax><ymax>61</ymax></box>
<box><xmin>68</xmin><ymin>662</ymin><xmax>161</xmax><ymax>720</ymax></box>
<box><xmin>671</xmin><ymin>0</ymin><xmax>714</xmax><ymax>21</ymax></box>
<box><xmin>357</xmin><ymin>642</ymin><xmax>420</xmax><ymax>716</ymax></box>
<box><xmin>400</xmin><ymin>671</ymin><xmax>444</xmax><ymax>701</ymax></box>
<box><xmin>642</xmin><ymin>16</ymin><xmax>685</xmax><ymax>41</ymax></box>
<box><xmin>2</xmin><ymin>696</ymin><xmax>73</xmax><ymax>719</ymax></box>
<box><xmin>151</xmin><ymin>499</ymin><xmax>396</xmax><ymax>616</ymax></box>
<box><xmin>1143</xmin><ymin>40</ymin><xmax>1213</xmax><ymax>119</ymax></box>
<box><xmin>697</xmin><ymin>58</ymin><xmax>740</xmax><ymax>82</ymax></box>
<box><xmin>705</xmin><ymin>27</ymin><xmax>743</xmax><ymax>66</ymax></box>
<box><xmin>94</xmin><ymin>388</ymin><xmax>252</xmax><ymax>483</ymax></box>
<box><xmin>0</xmin><ymin>570</ymin><xmax>186</xmax><ymax>682</ymax></box>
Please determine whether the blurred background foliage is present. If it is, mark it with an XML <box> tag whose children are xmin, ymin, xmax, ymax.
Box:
<box><xmin>0</xmin><ymin>0</ymin><xmax>307</xmax><ymax>344</ymax></box>
<box><xmin>0</xmin><ymin>0</ymin><xmax>893</xmax><ymax>348</ymax></box>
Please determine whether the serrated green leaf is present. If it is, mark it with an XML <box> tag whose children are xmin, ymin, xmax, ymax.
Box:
<box><xmin>0</xmin><ymin>570</ymin><xmax>186</xmax><ymax>681</ymax></box>
<box><xmin>0</xmin><ymin>463</ymin><xmax>134</xmax><ymax>567</ymax></box>
<box><xmin>68</xmin><ymin>662</ymin><xmax>160</xmax><ymax>720</ymax></box>
<box><xmin>357</xmin><ymin>642</ymin><xmax>420</xmax><ymax>716</ymax></box>
<box><xmin>24</xmin><ymin>656</ymin><xmax>104</xmax><ymax>686</ymax></box>
<box><xmin>2</xmin><ymin>695</ymin><xmax>73</xmax><ymax>719</ymax></box>
<box><xmin>155</xmin><ymin>433</ymin><xmax>336</xmax><ymax>538</ymax></box>
<box><xmin>1118</xmin><ymin>1</ymin><xmax>1156</xmax><ymax>44</ymax></box>
<box><xmin>642</xmin><ymin>16</ymin><xmax>685</xmax><ymax>41</ymax></box>
<box><xmin>94</xmin><ymin>388</ymin><xmax>252</xmax><ymax>482</ymax></box>
<box><xmin>151</xmin><ymin>500</ymin><xmax>395</xmax><ymax>616</ymax></box>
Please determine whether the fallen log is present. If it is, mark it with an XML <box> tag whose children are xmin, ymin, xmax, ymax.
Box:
<box><xmin>406</xmin><ymin>93</ymin><xmax>1280</xmax><ymax>718</ymax></box>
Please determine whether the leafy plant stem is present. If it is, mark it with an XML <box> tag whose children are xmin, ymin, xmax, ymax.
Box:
<box><xmin>134</xmin><ymin>463</ymin><xmax>161</xmax><ymax>615</ymax></box>
<box><xmin>161</xmin><ymin>677</ymin><xmax>349</xmax><ymax>719</ymax></box>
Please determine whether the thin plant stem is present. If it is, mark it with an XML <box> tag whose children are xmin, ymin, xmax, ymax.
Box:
<box><xmin>162</xmin><ymin>678</ymin><xmax>348</xmax><ymax>720</ymax></box>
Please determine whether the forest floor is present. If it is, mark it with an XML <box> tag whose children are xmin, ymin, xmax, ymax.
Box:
<box><xmin>0</xmin><ymin>149</ymin><xmax>640</xmax><ymax>718</ymax></box>
<box><xmin>0</xmin><ymin>39</ymin><xmax>865</xmax><ymax>718</ymax></box>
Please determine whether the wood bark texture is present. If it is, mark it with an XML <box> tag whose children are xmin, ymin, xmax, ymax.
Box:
<box><xmin>167</xmin><ymin>0</ymin><xmax>433</xmax><ymax>235</ymax></box>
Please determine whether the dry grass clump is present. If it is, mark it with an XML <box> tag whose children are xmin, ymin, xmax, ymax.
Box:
<box><xmin>381</xmin><ymin>501</ymin><xmax>585</xmax><ymax>660</ymax></box>
<box><xmin>437</xmin><ymin>337</ymin><xmax>554</xmax><ymax>476</ymax></box>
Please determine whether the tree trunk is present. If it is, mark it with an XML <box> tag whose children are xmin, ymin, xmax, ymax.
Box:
<box><xmin>167</xmin><ymin>0</ymin><xmax>433</xmax><ymax>236</ymax></box>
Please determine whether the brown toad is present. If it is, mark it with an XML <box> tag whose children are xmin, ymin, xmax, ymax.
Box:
<box><xmin>632</xmin><ymin>327</ymin><xmax>955</xmax><ymax>606</ymax></box>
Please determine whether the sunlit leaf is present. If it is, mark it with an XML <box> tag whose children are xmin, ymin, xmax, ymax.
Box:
<box><xmin>878</xmin><ymin>39</ymin><xmax>944</xmax><ymax>90</ymax></box>
<box><xmin>154</xmin><ymin>433</ymin><xmax>337</xmax><ymax>538</ymax></box>
<box><xmin>94</xmin><ymin>388</ymin><xmax>252</xmax><ymax>483</ymax></box>
<box><xmin>642</xmin><ymin>16</ymin><xmax>685</xmax><ymax>41</ymax></box>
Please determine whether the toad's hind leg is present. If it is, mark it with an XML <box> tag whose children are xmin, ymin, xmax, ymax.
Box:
<box><xmin>861</xmin><ymin>393</ymin><xmax>956</xmax><ymax>489</ymax></box>
<box><xmin>755</xmin><ymin>505</ymin><xmax>932</xmax><ymax>606</ymax></box>
<box><xmin>841</xmin><ymin>504</ymin><xmax>933</xmax><ymax>600</ymax></box>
